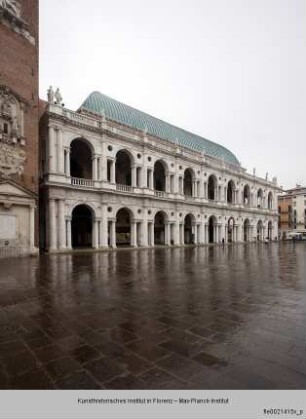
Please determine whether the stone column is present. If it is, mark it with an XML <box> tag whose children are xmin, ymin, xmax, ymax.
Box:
<box><xmin>142</xmin><ymin>163</ymin><xmax>147</xmax><ymax>188</ymax></box>
<box><xmin>131</xmin><ymin>222</ymin><xmax>137</xmax><ymax>247</ymax></box>
<box><xmin>111</xmin><ymin>160</ymin><xmax>116</xmax><ymax>184</ymax></box>
<box><xmin>140</xmin><ymin>214</ymin><xmax>148</xmax><ymax>246</ymax></box>
<box><xmin>110</xmin><ymin>221</ymin><xmax>116</xmax><ymax>248</ymax></box>
<box><xmin>165</xmin><ymin>222</ymin><xmax>171</xmax><ymax>246</ymax></box>
<box><xmin>193</xmin><ymin>224</ymin><xmax>198</xmax><ymax>244</ymax></box>
<box><xmin>49</xmin><ymin>199</ymin><xmax>57</xmax><ymax>251</ymax></box>
<box><xmin>58</xmin><ymin>199</ymin><xmax>66</xmax><ymax>250</ymax></box>
<box><xmin>57</xmin><ymin>129</ymin><xmax>64</xmax><ymax>173</ymax></box>
<box><xmin>100</xmin><ymin>156</ymin><xmax>106</xmax><ymax>181</ymax></box>
<box><xmin>174</xmin><ymin>220</ymin><xmax>180</xmax><ymax>245</ymax></box>
<box><xmin>192</xmin><ymin>181</ymin><xmax>195</xmax><ymax>197</ymax></box>
<box><xmin>149</xmin><ymin>170</ymin><xmax>154</xmax><ymax>189</ymax></box>
<box><xmin>65</xmin><ymin>147</ymin><xmax>71</xmax><ymax>176</ymax></box>
<box><xmin>93</xmin><ymin>219</ymin><xmax>99</xmax><ymax>248</ymax></box>
<box><xmin>48</xmin><ymin>126</ymin><xmax>56</xmax><ymax>173</ymax></box>
<box><xmin>165</xmin><ymin>173</ymin><xmax>170</xmax><ymax>193</ymax></box>
<box><xmin>180</xmin><ymin>223</ymin><xmax>184</xmax><ymax>244</ymax></box>
<box><xmin>149</xmin><ymin>222</ymin><xmax>155</xmax><ymax>246</ymax></box>
<box><xmin>92</xmin><ymin>156</ymin><xmax>98</xmax><ymax>181</ymax></box>
<box><xmin>100</xmin><ymin>204</ymin><xmax>108</xmax><ymax>247</ymax></box>
<box><xmin>221</xmin><ymin>223</ymin><xmax>226</xmax><ymax>243</ymax></box>
<box><xmin>66</xmin><ymin>217</ymin><xmax>72</xmax><ymax>249</ymax></box>
<box><xmin>199</xmin><ymin>222</ymin><xmax>205</xmax><ymax>244</ymax></box>
<box><xmin>204</xmin><ymin>182</ymin><xmax>207</xmax><ymax>199</ymax></box>
<box><xmin>29</xmin><ymin>205</ymin><xmax>35</xmax><ymax>250</ymax></box>
<box><xmin>131</xmin><ymin>166</ymin><xmax>137</xmax><ymax>188</ymax></box>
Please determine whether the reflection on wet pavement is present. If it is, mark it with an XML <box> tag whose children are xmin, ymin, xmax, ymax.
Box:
<box><xmin>0</xmin><ymin>243</ymin><xmax>305</xmax><ymax>389</ymax></box>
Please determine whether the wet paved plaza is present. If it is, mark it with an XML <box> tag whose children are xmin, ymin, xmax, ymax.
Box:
<box><xmin>0</xmin><ymin>243</ymin><xmax>305</xmax><ymax>389</ymax></box>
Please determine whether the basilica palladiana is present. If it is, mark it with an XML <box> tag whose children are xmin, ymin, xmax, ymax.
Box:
<box><xmin>40</xmin><ymin>90</ymin><xmax>279</xmax><ymax>252</ymax></box>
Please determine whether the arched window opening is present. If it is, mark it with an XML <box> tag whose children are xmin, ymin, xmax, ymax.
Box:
<box><xmin>228</xmin><ymin>217</ymin><xmax>235</xmax><ymax>243</ymax></box>
<box><xmin>227</xmin><ymin>180</ymin><xmax>235</xmax><ymax>203</ymax></box>
<box><xmin>154</xmin><ymin>160</ymin><xmax>166</xmax><ymax>191</ymax></box>
<box><xmin>184</xmin><ymin>169</ymin><xmax>193</xmax><ymax>196</ymax></box>
<box><xmin>154</xmin><ymin>211</ymin><xmax>165</xmax><ymax>245</ymax></box>
<box><xmin>116</xmin><ymin>150</ymin><xmax>132</xmax><ymax>186</ymax></box>
<box><xmin>243</xmin><ymin>185</ymin><xmax>251</xmax><ymax>206</ymax></box>
<box><xmin>208</xmin><ymin>216</ymin><xmax>216</xmax><ymax>243</ymax></box>
<box><xmin>268</xmin><ymin>221</ymin><xmax>273</xmax><ymax>240</ymax></box>
<box><xmin>268</xmin><ymin>192</ymin><xmax>273</xmax><ymax>210</ymax></box>
<box><xmin>71</xmin><ymin>205</ymin><xmax>93</xmax><ymax>248</ymax></box>
<box><xmin>208</xmin><ymin>175</ymin><xmax>217</xmax><ymax>200</ymax></box>
<box><xmin>70</xmin><ymin>139</ymin><xmax>92</xmax><ymax>179</ymax></box>
<box><xmin>257</xmin><ymin>220</ymin><xmax>263</xmax><ymax>241</ymax></box>
<box><xmin>257</xmin><ymin>189</ymin><xmax>263</xmax><ymax>208</ymax></box>
<box><xmin>184</xmin><ymin>214</ymin><xmax>193</xmax><ymax>244</ymax></box>
<box><xmin>244</xmin><ymin>219</ymin><xmax>250</xmax><ymax>242</ymax></box>
<box><xmin>116</xmin><ymin>208</ymin><xmax>131</xmax><ymax>246</ymax></box>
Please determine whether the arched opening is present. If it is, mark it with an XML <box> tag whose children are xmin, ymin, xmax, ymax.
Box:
<box><xmin>154</xmin><ymin>160</ymin><xmax>166</xmax><ymax>191</ymax></box>
<box><xmin>268</xmin><ymin>192</ymin><xmax>273</xmax><ymax>210</ymax></box>
<box><xmin>116</xmin><ymin>150</ymin><xmax>132</xmax><ymax>186</ymax></box>
<box><xmin>257</xmin><ymin>220</ymin><xmax>263</xmax><ymax>241</ymax></box>
<box><xmin>184</xmin><ymin>168</ymin><xmax>193</xmax><ymax>196</ymax></box>
<box><xmin>227</xmin><ymin>180</ymin><xmax>235</xmax><ymax>203</ymax></box>
<box><xmin>257</xmin><ymin>189</ymin><xmax>263</xmax><ymax>208</ymax></box>
<box><xmin>208</xmin><ymin>175</ymin><xmax>217</xmax><ymax>200</ymax></box>
<box><xmin>71</xmin><ymin>205</ymin><xmax>93</xmax><ymax>248</ymax></box>
<box><xmin>116</xmin><ymin>208</ymin><xmax>131</xmax><ymax>246</ymax></box>
<box><xmin>268</xmin><ymin>221</ymin><xmax>273</xmax><ymax>240</ymax></box>
<box><xmin>70</xmin><ymin>139</ymin><xmax>92</xmax><ymax>179</ymax></box>
<box><xmin>244</xmin><ymin>219</ymin><xmax>250</xmax><ymax>242</ymax></box>
<box><xmin>243</xmin><ymin>185</ymin><xmax>251</xmax><ymax>206</ymax></box>
<box><xmin>228</xmin><ymin>217</ymin><xmax>235</xmax><ymax>243</ymax></box>
<box><xmin>154</xmin><ymin>211</ymin><xmax>166</xmax><ymax>245</ymax></box>
<box><xmin>208</xmin><ymin>216</ymin><xmax>216</xmax><ymax>243</ymax></box>
<box><xmin>184</xmin><ymin>214</ymin><xmax>194</xmax><ymax>244</ymax></box>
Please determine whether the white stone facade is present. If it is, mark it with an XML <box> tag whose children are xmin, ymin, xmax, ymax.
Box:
<box><xmin>40</xmin><ymin>103</ymin><xmax>279</xmax><ymax>252</ymax></box>
<box><xmin>0</xmin><ymin>180</ymin><xmax>37</xmax><ymax>258</ymax></box>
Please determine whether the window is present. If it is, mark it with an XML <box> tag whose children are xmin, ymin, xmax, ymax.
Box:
<box><xmin>3</xmin><ymin>123</ymin><xmax>8</xmax><ymax>134</ymax></box>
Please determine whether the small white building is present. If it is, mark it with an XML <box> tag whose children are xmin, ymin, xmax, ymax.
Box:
<box><xmin>0</xmin><ymin>180</ymin><xmax>37</xmax><ymax>258</ymax></box>
<box><xmin>40</xmin><ymin>91</ymin><xmax>279</xmax><ymax>252</ymax></box>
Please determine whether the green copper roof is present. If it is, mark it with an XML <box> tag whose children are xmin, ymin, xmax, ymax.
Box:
<box><xmin>80</xmin><ymin>91</ymin><xmax>240</xmax><ymax>166</ymax></box>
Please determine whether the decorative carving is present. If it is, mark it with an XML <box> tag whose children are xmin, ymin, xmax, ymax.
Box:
<box><xmin>0</xmin><ymin>142</ymin><xmax>26</xmax><ymax>176</ymax></box>
<box><xmin>0</xmin><ymin>142</ymin><xmax>26</xmax><ymax>177</ymax></box>
<box><xmin>0</xmin><ymin>0</ymin><xmax>35</xmax><ymax>45</ymax></box>
<box><xmin>0</xmin><ymin>0</ymin><xmax>21</xmax><ymax>18</ymax></box>
<box><xmin>0</xmin><ymin>86</ymin><xmax>25</xmax><ymax>145</ymax></box>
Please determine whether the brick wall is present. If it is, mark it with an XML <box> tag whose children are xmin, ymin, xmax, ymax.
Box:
<box><xmin>0</xmin><ymin>0</ymin><xmax>39</xmax><ymax>194</ymax></box>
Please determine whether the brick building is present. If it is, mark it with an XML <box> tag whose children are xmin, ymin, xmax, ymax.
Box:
<box><xmin>0</xmin><ymin>0</ymin><xmax>39</xmax><ymax>257</ymax></box>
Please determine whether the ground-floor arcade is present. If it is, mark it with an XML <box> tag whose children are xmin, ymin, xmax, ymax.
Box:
<box><xmin>44</xmin><ymin>188</ymin><xmax>278</xmax><ymax>252</ymax></box>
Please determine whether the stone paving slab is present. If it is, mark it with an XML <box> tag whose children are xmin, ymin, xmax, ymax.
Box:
<box><xmin>0</xmin><ymin>243</ymin><xmax>305</xmax><ymax>389</ymax></box>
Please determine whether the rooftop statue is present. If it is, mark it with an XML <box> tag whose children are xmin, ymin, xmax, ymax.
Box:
<box><xmin>0</xmin><ymin>0</ymin><xmax>21</xmax><ymax>18</ymax></box>
<box><xmin>55</xmin><ymin>88</ymin><xmax>63</xmax><ymax>106</ymax></box>
<box><xmin>47</xmin><ymin>86</ymin><xmax>55</xmax><ymax>104</ymax></box>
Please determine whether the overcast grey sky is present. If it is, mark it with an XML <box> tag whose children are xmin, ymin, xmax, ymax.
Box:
<box><xmin>40</xmin><ymin>0</ymin><xmax>306</xmax><ymax>189</ymax></box>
